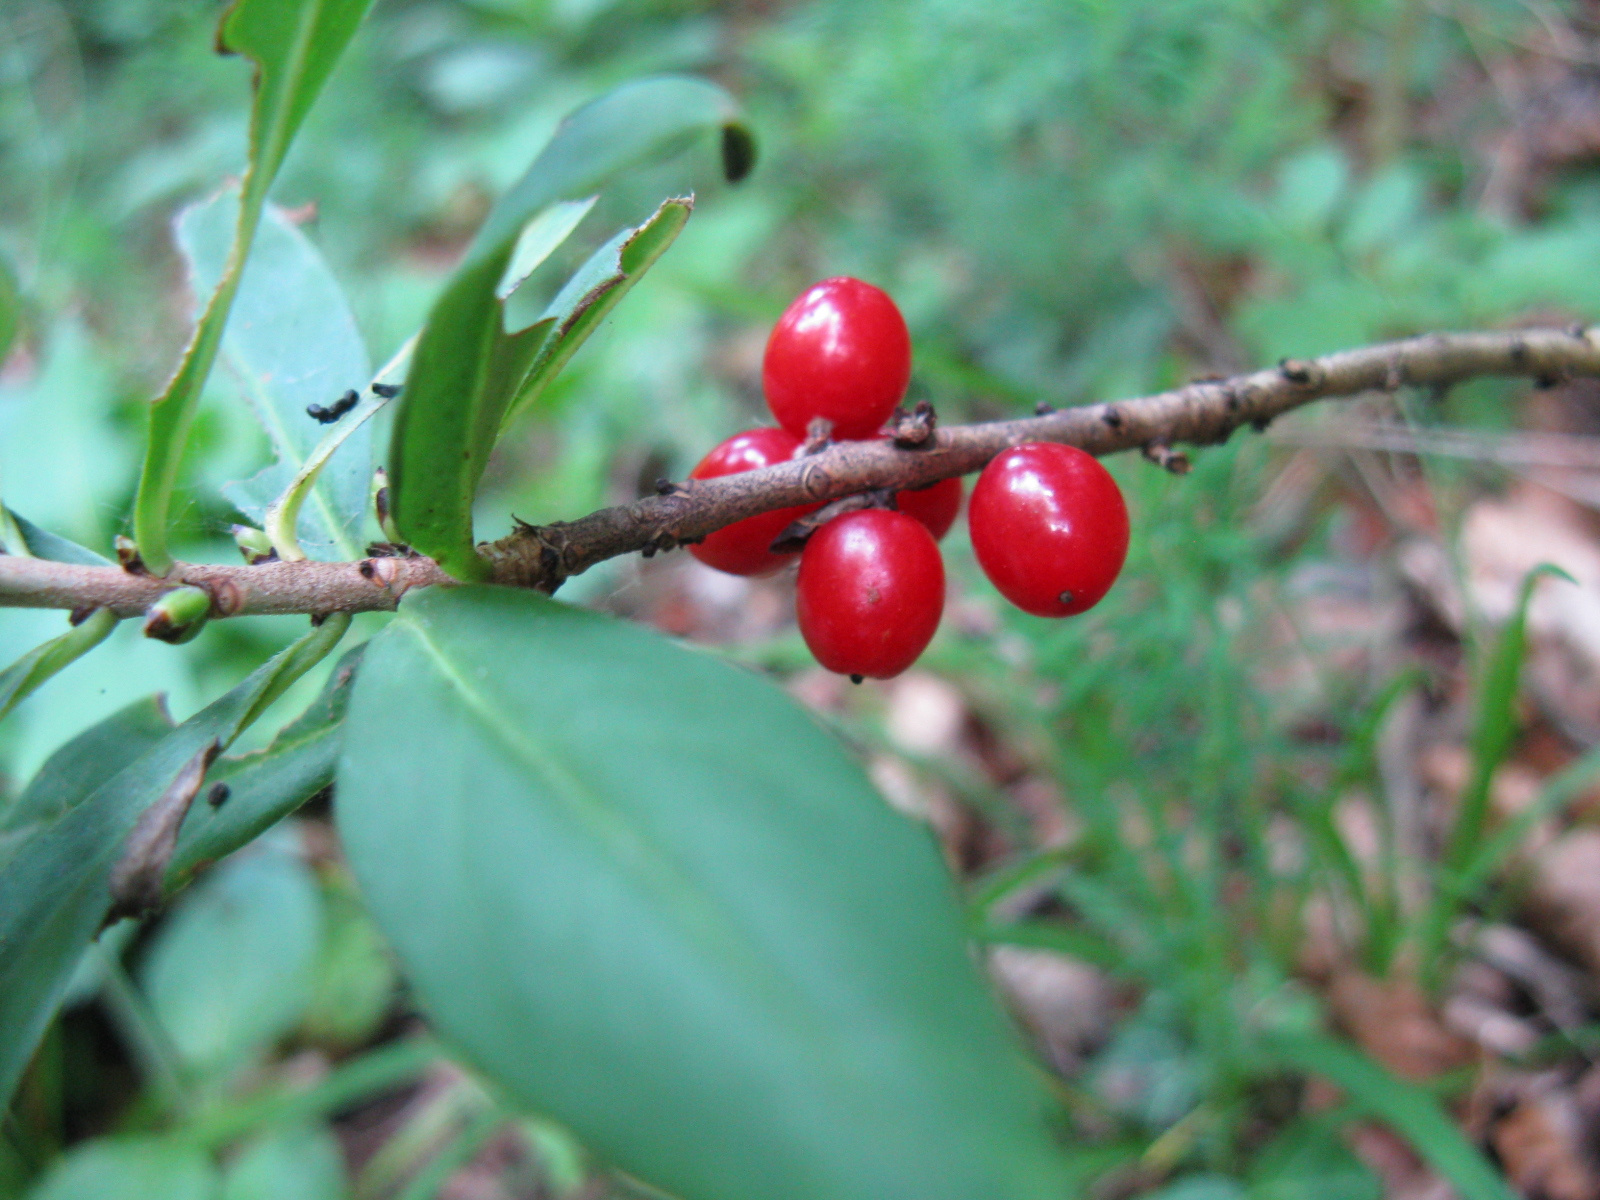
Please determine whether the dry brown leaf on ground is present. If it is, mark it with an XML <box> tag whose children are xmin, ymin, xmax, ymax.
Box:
<box><xmin>1526</xmin><ymin>828</ymin><xmax>1600</xmax><ymax>976</ymax></box>
<box><xmin>1477</xmin><ymin>1069</ymin><xmax>1600</xmax><ymax>1200</ymax></box>
<box><xmin>1343</xmin><ymin>1123</ymin><xmax>1454</xmax><ymax>1200</ymax></box>
<box><xmin>1326</xmin><ymin>969</ymin><xmax>1475</xmax><ymax>1081</ymax></box>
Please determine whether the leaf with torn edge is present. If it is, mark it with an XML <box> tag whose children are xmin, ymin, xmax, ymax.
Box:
<box><xmin>500</xmin><ymin>197</ymin><xmax>691</xmax><ymax>427</ymax></box>
<box><xmin>388</xmin><ymin>76</ymin><xmax>750</xmax><ymax>581</ymax></box>
<box><xmin>179</xmin><ymin>186</ymin><xmax>375</xmax><ymax>561</ymax></box>
<box><xmin>133</xmin><ymin>0</ymin><xmax>377</xmax><ymax>574</ymax></box>
<box><xmin>0</xmin><ymin>613</ymin><xmax>350</xmax><ymax>1111</ymax></box>
<box><xmin>107</xmin><ymin>740</ymin><xmax>223</xmax><ymax>920</ymax></box>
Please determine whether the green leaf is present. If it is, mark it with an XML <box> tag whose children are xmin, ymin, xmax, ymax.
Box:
<box><xmin>221</xmin><ymin>1124</ymin><xmax>347</xmax><ymax>1200</ymax></box>
<box><xmin>182</xmin><ymin>1038</ymin><xmax>438</xmax><ymax>1151</ymax></box>
<box><xmin>2</xmin><ymin>510</ymin><xmax>113</xmax><ymax>565</ymax></box>
<box><xmin>133</xmin><ymin>0</ymin><xmax>377</xmax><ymax>574</ymax></box>
<box><xmin>22</xmin><ymin>1136</ymin><xmax>218</xmax><ymax>1200</ymax></box>
<box><xmin>1448</xmin><ymin>563</ymin><xmax>1574</xmax><ymax>873</ymax></box>
<box><xmin>499</xmin><ymin>195</ymin><xmax>599</xmax><ymax>299</ymax></box>
<box><xmin>0</xmin><ymin>609</ymin><xmax>119</xmax><ymax>723</ymax></box>
<box><xmin>166</xmin><ymin>645</ymin><xmax>361</xmax><ymax>891</ymax></box>
<box><xmin>501</xmin><ymin>198</ymin><xmax>692</xmax><ymax>426</ymax></box>
<box><xmin>1263</xmin><ymin>1032</ymin><xmax>1515</xmax><ymax>1200</ymax></box>
<box><xmin>178</xmin><ymin>187</ymin><xmax>375</xmax><ymax>561</ymax></box>
<box><xmin>0</xmin><ymin>511</ymin><xmax>120</xmax><ymax>725</ymax></box>
<box><xmin>0</xmin><ymin>615</ymin><xmax>349</xmax><ymax>1111</ymax></box>
<box><xmin>388</xmin><ymin>76</ymin><xmax>748</xmax><ymax>580</ymax></box>
<box><xmin>298</xmin><ymin>875</ymin><xmax>395</xmax><ymax>1048</ymax></box>
<box><xmin>0</xmin><ymin>253</ymin><xmax>18</xmax><ymax>369</ymax></box>
<box><xmin>383</xmin><ymin>254</ymin><xmax>547</xmax><ymax>582</ymax></box>
<box><xmin>1421</xmin><ymin>563</ymin><xmax>1575</xmax><ymax>975</ymax></box>
<box><xmin>1247</xmin><ymin>1115</ymin><xmax>1382</xmax><ymax>1200</ymax></box>
<box><xmin>0</xmin><ymin>698</ymin><xmax>173</xmax><ymax>874</ymax></box>
<box><xmin>142</xmin><ymin>843</ymin><xmax>323</xmax><ymax>1078</ymax></box>
<box><xmin>337</xmin><ymin>587</ymin><xmax>1075</xmax><ymax>1200</ymax></box>
<box><xmin>1143</xmin><ymin>1177</ymin><xmax>1244</xmax><ymax>1200</ymax></box>
<box><xmin>471</xmin><ymin>77</ymin><xmax>745</xmax><ymax>262</ymax></box>
<box><xmin>972</xmin><ymin>917</ymin><xmax>1123</xmax><ymax>972</ymax></box>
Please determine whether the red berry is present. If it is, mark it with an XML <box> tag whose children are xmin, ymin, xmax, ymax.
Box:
<box><xmin>968</xmin><ymin>442</ymin><xmax>1129</xmax><ymax>617</ymax></box>
<box><xmin>688</xmin><ymin>428</ymin><xmax>817</xmax><ymax>577</ymax></box>
<box><xmin>796</xmin><ymin>509</ymin><xmax>944</xmax><ymax>680</ymax></box>
<box><xmin>895</xmin><ymin>475</ymin><xmax>963</xmax><ymax>541</ymax></box>
<box><xmin>762</xmin><ymin>277</ymin><xmax>912</xmax><ymax>440</ymax></box>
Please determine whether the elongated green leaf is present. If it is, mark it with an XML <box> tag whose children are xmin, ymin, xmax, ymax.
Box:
<box><xmin>499</xmin><ymin>195</ymin><xmax>598</xmax><ymax>298</ymax></box>
<box><xmin>0</xmin><ymin>502</ymin><xmax>27</xmax><ymax>560</ymax></box>
<box><xmin>1264</xmin><ymin>1032</ymin><xmax>1515</xmax><ymax>1200</ymax></box>
<box><xmin>502</xmin><ymin>197</ymin><xmax>691</xmax><ymax>426</ymax></box>
<box><xmin>1421</xmin><ymin>563</ymin><xmax>1574</xmax><ymax>977</ymax></box>
<box><xmin>972</xmin><ymin>917</ymin><xmax>1123</xmax><ymax>972</ymax></box>
<box><xmin>337</xmin><ymin>587</ymin><xmax>1074</xmax><ymax>1200</ymax></box>
<box><xmin>23</xmin><ymin>1136</ymin><xmax>218</xmax><ymax>1200</ymax></box>
<box><xmin>182</xmin><ymin>1037</ymin><xmax>438</xmax><ymax>1150</ymax></box>
<box><xmin>387</xmin><ymin>253</ymin><xmax>548</xmax><ymax>581</ymax></box>
<box><xmin>1447</xmin><ymin>563</ymin><xmax>1574</xmax><ymax>873</ymax></box>
<box><xmin>2</xmin><ymin>509</ymin><xmax>112</xmax><ymax>565</ymax></box>
<box><xmin>0</xmin><ymin>615</ymin><xmax>349</xmax><ymax>1111</ymax></box>
<box><xmin>179</xmin><ymin>187</ymin><xmax>375</xmax><ymax>561</ymax></box>
<box><xmin>389</xmin><ymin>77</ymin><xmax>749</xmax><ymax>580</ymax></box>
<box><xmin>0</xmin><ymin>608</ymin><xmax>118</xmax><ymax>723</ymax></box>
<box><xmin>0</xmin><ymin>698</ymin><xmax>173</xmax><ymax>873</ymax></box>
<box><xmin>133</xmin><ymin>0</ymin><xmax>377</xmax><ymax>574</ymax></box>
<box><xmin>167</xmin><ymin>645</ymin><xmax>362</xmax><ymax>889</ymax></box>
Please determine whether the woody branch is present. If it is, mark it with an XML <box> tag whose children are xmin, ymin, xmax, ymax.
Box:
<box><xmin>2</xmin><ymin>327</ymin><xmax>1597</xmax><ymax>620</ymax></box>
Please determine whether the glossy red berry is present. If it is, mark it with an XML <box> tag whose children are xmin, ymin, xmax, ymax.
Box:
<box><xmin>968</xmin><ymin>442</ymin><xmax>1129</xmax><ymax>617</ymax></box>
<box><xmin>895</xmin><ymin>475</ymin><xmax>963</xmax><ymax>541</ymax></box>
<box><xmin>796</xmin><ymin>509</ymin><xmax>944</xmax><ymax>680</ymax></box>
<box><xmin>762</xmin><ymin>277</ymin><xmax>912</xmax><ymax>440</ymax></box>
<box><xmin>688</xmin><ymin>428</ymin><xmax>816</xmax><ymax>577</ymax></box>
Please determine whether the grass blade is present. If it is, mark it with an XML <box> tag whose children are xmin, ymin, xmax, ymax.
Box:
<box><xmin>1264</xmin><ymin>1032</ymin><xmax>1514</xmax><ymax>1200</ymax></box>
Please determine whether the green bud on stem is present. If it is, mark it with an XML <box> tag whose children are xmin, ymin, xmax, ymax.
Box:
<box><xmin>143</xmin><ymin>585</ymin><xmax>213</xmax><ymax>644</ymax></box>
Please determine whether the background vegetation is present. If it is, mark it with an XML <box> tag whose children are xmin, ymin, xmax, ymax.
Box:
<box><xmin>7</xmin><ymin>0</ymin><xmax>1600</xmax><ymax>1196</ymax></box>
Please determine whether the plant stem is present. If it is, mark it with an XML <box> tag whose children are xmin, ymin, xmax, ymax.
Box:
<box><xmin>1</xmin><ymin>327</ymin><xmax>1597</xmax><ymax>614</ymax></box>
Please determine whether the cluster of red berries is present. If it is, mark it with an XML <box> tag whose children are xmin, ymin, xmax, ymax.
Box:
<box><xmin>689</xmin><ymin>277</ymin><xmax>1131</xmax><ymax>681</ymax></box>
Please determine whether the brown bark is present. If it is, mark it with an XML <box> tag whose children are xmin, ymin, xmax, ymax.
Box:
<box><xmin>3</xmin><ymin>327</ymin><xmax>1596</xmax><ymax>619</ymax></box>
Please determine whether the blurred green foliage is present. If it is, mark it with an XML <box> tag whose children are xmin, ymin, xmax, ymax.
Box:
<box><xmin>5</xmin><ymin>0</ymin><xmax>1600</xmax><ymax>1194</ymax></box>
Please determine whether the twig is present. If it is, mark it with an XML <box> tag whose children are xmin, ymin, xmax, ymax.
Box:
<box><xmin>1</xmin><ymin>328</ymin><xmax>1595</xmax><ymax>617</ymax></box>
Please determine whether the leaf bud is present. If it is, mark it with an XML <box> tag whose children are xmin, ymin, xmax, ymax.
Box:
<box><xmin>231</xmin><ymin>524</ymin><xmax>276</xmax><ymax>564</ymax></box>
<box><xmin>143</xmin><ymin>586</ymin><xmax>213</xmax><ymax>644</ymax></box>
